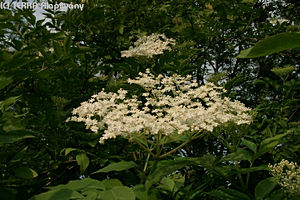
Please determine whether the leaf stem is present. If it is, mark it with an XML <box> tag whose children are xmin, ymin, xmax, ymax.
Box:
<box><xmin>133</xmin><ymin>138</ymin><xmax>155</xmax><ymax>157</ymax></box>
<box><xmin>160</xmin><ymin>131</ymin><xmax>203</xmax><ymax>159</ymax></box>
<box><xmin>143</xmin><ymin>153</ymin><xmax>151</xmax><ymax>172</ymax></box>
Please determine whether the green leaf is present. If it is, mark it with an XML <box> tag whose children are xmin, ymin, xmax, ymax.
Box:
<box><xmin>119</xmin><ymin>25</ymin><xmax>124</xmax><ymax>35</ymax></box>
<box><xmin>254</xmin><ymin>133</ymin><xmax>289</xmax><ymax>159</ymax></box>
<box><xmin>82</xmin><ymin>189</ymin><xmax>99</xmax><ymax>200</ymax></box>
<box><xmin>0</xmin><ymin>130</ymin><xmax>35</xmax><ymax>145</ymax></box>
<box><xmin>62</xmin><ymin>148</ymin><xmax>77</xmax><ymax>155</ymax></box>
<box><xmin>92</xmin><ymin>161</ymin><xmax>137</xmax><ymax>174</ymax></box>
<box><xmin>207</xmin><ymin>189</ymin><xmax>235</xmax><ymax>199</ymax></box>
<box><xmin>78</xmin><ymin>46</ymin><xmax>95</xmax><ymax>52</ymax></box>
<box><xmin>145</xmin><ymin>156</ymin><xmax>209</xmax><ymax>190</ymax></box>
<box><xmin>53</xmin><ymin>41</ymin><xmax>63</xmax><ymax>58</ymax></box>
<box><xmin>237</xmin><ymin>165</ymin><xmax>268</xmax><ymax>173</ymax></box>
<box><xmin>164</xmin><ymin>133</ymin><xmax>189</xmax><ymax>144</ymax></box>
<box><xmin>219</xmin><ymin>188</ymin><xmax>251</xmax><ymax>200</ymax></box>
<box><xmin>260</xmin><ymin>133</ymin><xmax>288</xmax><ymax>147</ymax></box>
<box><xmin>76</xmin><ymin>153</ymin><xmax>90</xmax><ymax>173</ymax></box>
<box><xmin>0</xmin><ymin>96</ymin><xmax>20</xmax><ymax>112</ymax></box>
<box><xmin>132</xmin><ymin>136</ymin><xmax>148</xmax><ymax>147</ymax></box>
<box><xmin>13</xmin><ymin>167</ymin><xmax>38</xmax><ymax>179</ymax></box>
<box><xmin>133</xmin><ymin>185</ymin><xmax>148</xmax><ymax>200</ymax></box>
<box><xmin>268</xmin><ymin>189</ymin><xmax>285</xmax><ymax>200</ymax></box>
<box><xmin>222</xmin><ymin>148</ymin><xmax>252</xmax><ymax>162</ymax></box>
<box><xmin>133</xmin><ymin>185</ymin><xmax>161</xmax><ymax>200</ymax></box>
<box><xmin>64</xmin><ymin>36</ymin><xmax>72</xmax><ymax>54</ymax></box>
<box><xmin>0</xmin><ymin>76</ymin><xmax>13</xmax><ymax>90</ymax></box>
<box><xmin>146</xmin><ymin>158</ymin><xmax>192</xmax><ymax>190</ymax></box>
<box><xmin>157</xmin><ymin>177</ymin><xmax>176</xmax><ymax>193</ymax></box>
<box><xmin>99</xmin><ymin>186</ymin><xmax>135</xmax><ymax>200</ymax></box>
<box><xmin>241</xmin><ymin>139</ymin><xmax>257</xmax><ymax>153</ymax></box>
<box><xmin>237</xmin><ymin>32</ymin><xmax>300</xmax><ymax>58</ymax></box>
<box><xmin>1</xmin><ymin>51</ymin><xmax>13</xmax><ymax>62</ymax></box>
<box><xmin>255</xmin><ymin>177</ymin><xmax>277</xmax><ymax>200</ymax></box>
<box><xmin>242</xmin><ymin>0</ymin><xmax>256</xmax><ymax>3</ymax></box>
<box><xmin>30</xmin><ymin>189</ymin><xmax>83</xmax><ymax>200</ymax></box>
<box><xmin>48</xmin><ymin>178</ymin><xmax>105</xmax><ymax>191</ymax></box>
<box><xmin>101</xmin><ymin>179</ymin><xmax>123</xmax><ymax>190</ymax></box>
<box><xmin>208</xmin><ymin>187</ymin><xmax>251</xmax><ymax>200</ymax></box>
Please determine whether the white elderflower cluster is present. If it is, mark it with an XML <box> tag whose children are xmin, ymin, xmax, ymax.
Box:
<box><xmin>121</xmin><ymin>33</ymin><xmax>176</xmax><ymax>58</ymax></box>
<box><xmin>67</xmin><ymin>69</ymin><xmax>252</xmax><ymax>144</ymax></box>
<box><xmin>267</xmin><ymin>17</ymin><xmax>290</xmax><ymax>26</ymax></box>
<box><xmin>268</xmin><ymin>159</ymin><xmax>300</xmax><ymax>195</ymax></box>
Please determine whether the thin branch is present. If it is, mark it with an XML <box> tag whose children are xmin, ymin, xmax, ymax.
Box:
<box><xmin>160</xmin><ymin>131</ymin><xmax>203</xmax><ymax>159</ymax></box>
<box><xmin>159</xmin><ymin>138</ymin><xmax>192</xmax><ymax>159</ymax></box>
<box><xmin>133</xmin><ymin>138</ymin><xmax>155</xmax><ymax>157</ymax></box>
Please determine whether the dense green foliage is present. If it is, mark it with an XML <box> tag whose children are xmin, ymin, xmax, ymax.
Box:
<box><xmin>0</xmin><ymin>0</ymin><xmax>299</xmax><ymax>199</ymax></box>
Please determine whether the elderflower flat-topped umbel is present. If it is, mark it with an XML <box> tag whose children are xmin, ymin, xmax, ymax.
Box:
<box><xmin>67</xmin><ymin>69</ymin><xmax>252</xmax><ymax>144</ymax></box>
<box><xmin>121</xmin><ymin>33</ymin><xmax>176</xmax><ymax>58</ymax></box>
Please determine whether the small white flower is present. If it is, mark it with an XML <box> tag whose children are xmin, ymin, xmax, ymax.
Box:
<box><xmin>67</xmin><ymin>69</ymin><xmax>252</xmax><ymax>144</ymax></box>
<box><xmin>121</xmin><ymin>33</ymin><xmax>175</xmax><ymax>58</ymax></box>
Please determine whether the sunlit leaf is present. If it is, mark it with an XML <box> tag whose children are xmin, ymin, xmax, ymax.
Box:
<box><xmin>76</xmin><ymin>153</ymin><xmax>90</xmax><ymax>173</ymax></box>
<box><xmin>0</xmin><ymin>75</ymin><xmax>13</xmax><ymax>90</ymax></box>
<box><xmin>237</xmin><ymin>32</ymin><xmax>300</xmax><ymax>58</ymax></box>
<box><xmin>99</xmin><ymin>186</ymin><xmax>135</xmax><ymax>200</ymax></box>
<box><xmin>14</xmin><ymin>167</ymin><xmax>38</xmax><ymax>179</ymax></box>
<box><xmin>241</xmin><ymin>139</ymin><xmax>257</xmax><ymax>153</ymax></box>
<box><xmin>48</xmin><ymin>178</ymin><xmax>105</xmax><ymax>191</ymax></box>
<box><xmin>30</xmin><ymin>189</ymin><xmax>83</xmax><ymax>200</ymax></box>
<box><xmin>92</xmin><ymin>160</ymin><xmax>136</xmax><ymax>174</ymax></box>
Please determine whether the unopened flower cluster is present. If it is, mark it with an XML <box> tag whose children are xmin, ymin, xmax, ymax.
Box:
<box><xmin>268</xmin><ymin>159</ymin><xmax>300</xmax><ymax>195</ymax></box>
<box><xmin>121</xmin><ymin>33</ymin><xmax>175</xmax><ymax>58</ymax></box>
<box><xmin>67</xmin><ymin>69</ymin><xmax>252</xmax><ymax>144</ymax></box>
